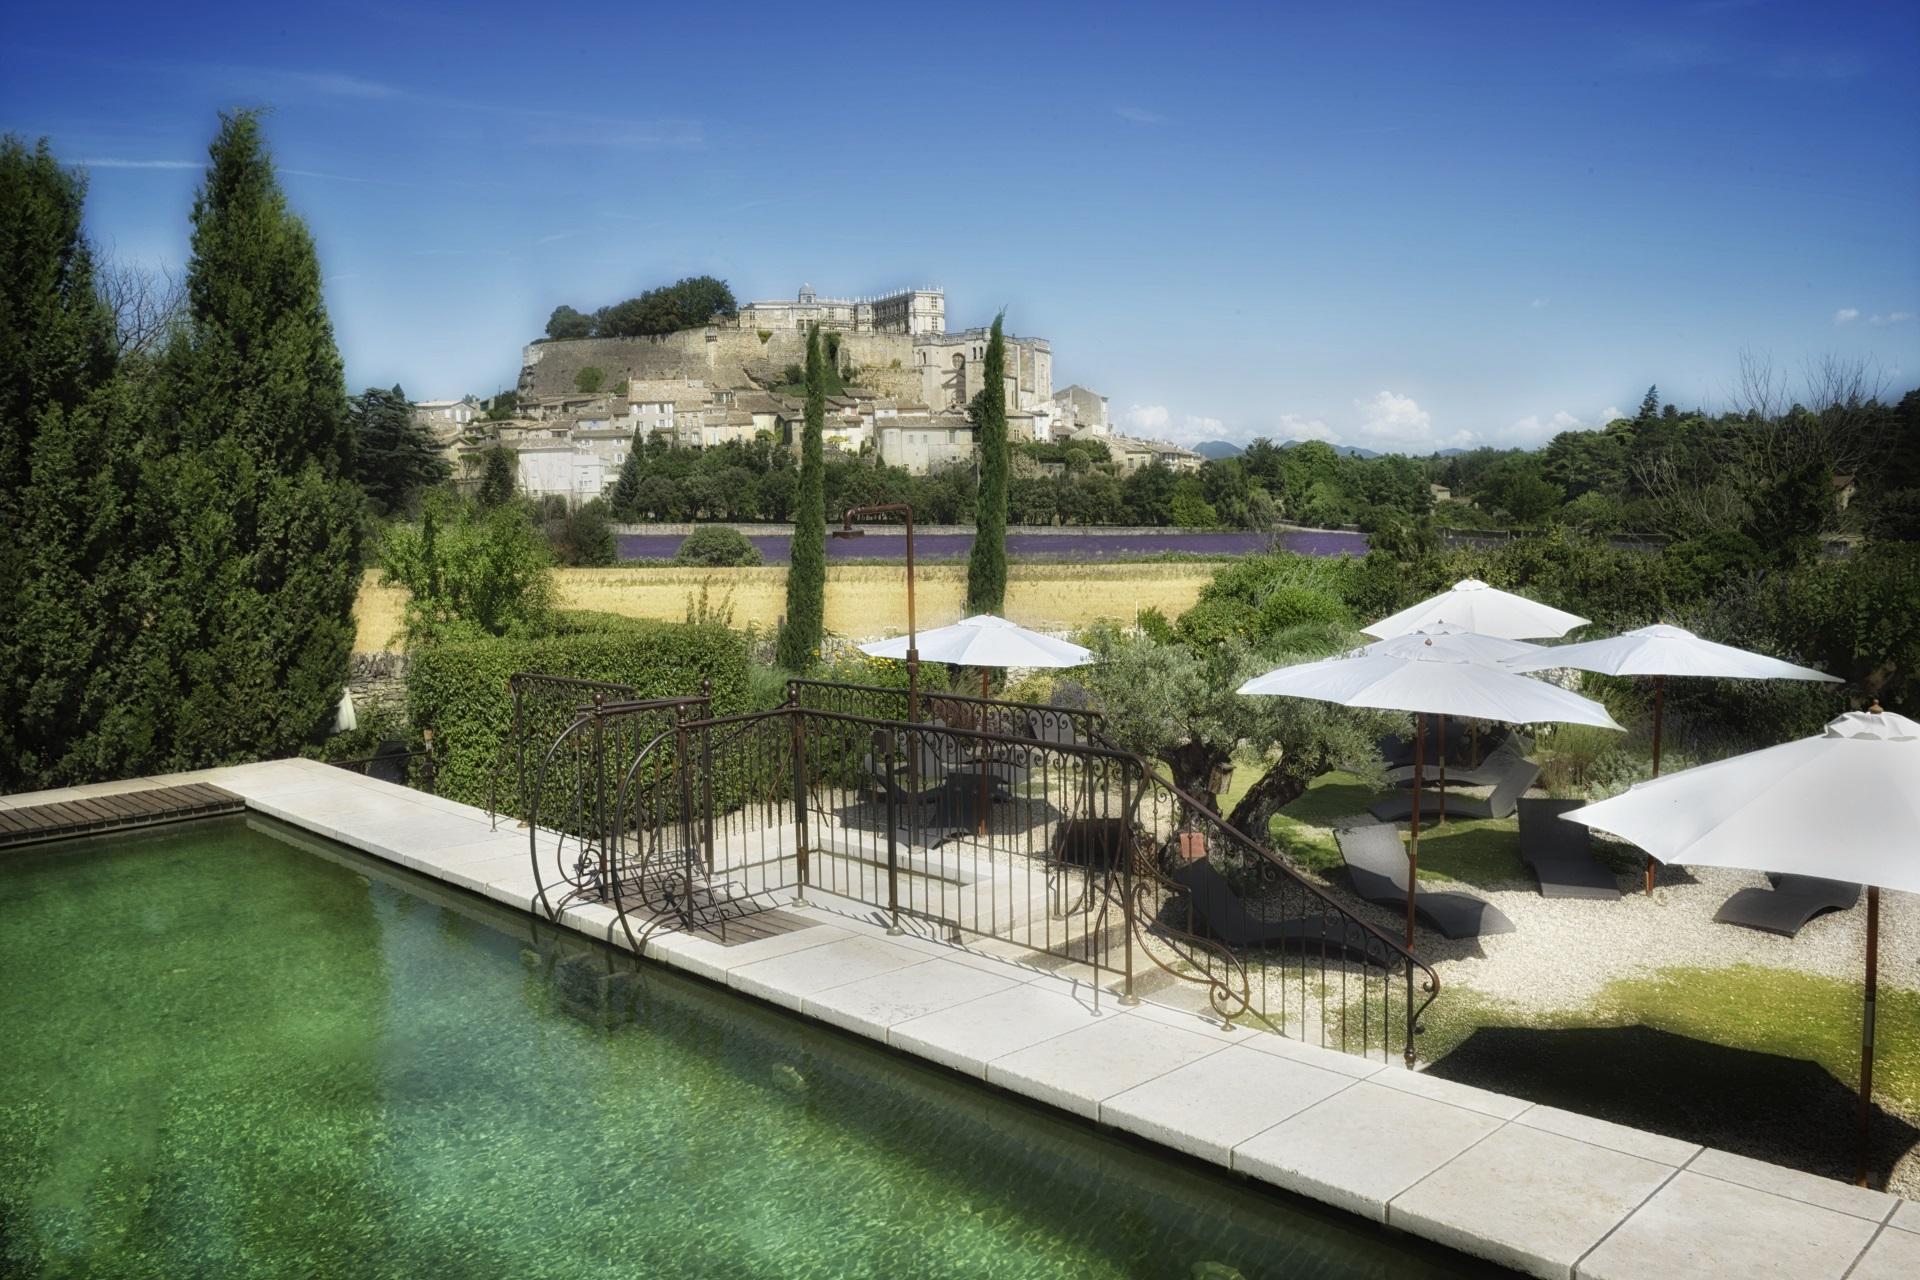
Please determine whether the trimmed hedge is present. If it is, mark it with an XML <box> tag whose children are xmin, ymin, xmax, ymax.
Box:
<box><xmin>408</xmin><ymin>614</ymin><xmax>752</xmax><ymax>809</ymax></box>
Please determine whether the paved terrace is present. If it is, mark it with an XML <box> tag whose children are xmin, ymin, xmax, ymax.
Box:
<box><xmin>8</xmin><ymin>758</ymin><xmax>1919</xmax><ymax>1280</ymax></box>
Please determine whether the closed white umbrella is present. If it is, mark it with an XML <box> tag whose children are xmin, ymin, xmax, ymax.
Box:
<box><xmin>1563</xmin><ymin>708</ymin><xmax>1919</xmax><ymax>1184</ymax></box>
<box><xmin>1507</xmin><ymin>623</ymin><xmax>1841</xmax><ymax>892</ymax></box>
<box><xmin>1240</xmin><ymin>628</ymin><xmax>1621</xmax><ymax>946</ymax></box>
<box><xmin>861</xmin><ymin>615</ymin><xmax>1094</xmax><ymax>832</ymax></box>
<box><xmin>1364</xmin><ymin>578</ymin><xmax>1589</xmax><ymax>642</ymax></box>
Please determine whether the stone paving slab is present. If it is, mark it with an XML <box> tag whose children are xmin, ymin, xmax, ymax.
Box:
<box><xmin>1575</xmin><ymin>1170</ymin><xmax>1882</xmax><ymax>1279</ymax></box>
<box><xmin>14</xmin><ymin>758</ymin><xmax>1911</xmax><ymax>1280</ymax></box>
<box><xmin>1849</xmin><ymin>1222</ymin><xmax>1920</xmax><ymax>1279</ymax></box>
<box><xmin>1391</xmin><ymin>1121</ymin><xmax>1677</xmax><ymax>1277</ymax></box>
<box><xmin>1232</xmin><ymin>1079</ymin><xmax>1506</xmax><ymax>1222</ymax></box>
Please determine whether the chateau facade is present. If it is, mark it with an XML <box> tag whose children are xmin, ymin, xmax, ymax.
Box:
<box><xmin>736</xmin><ymin>284</ymin><xmax>945</xmax><ymax>336</ymax></box>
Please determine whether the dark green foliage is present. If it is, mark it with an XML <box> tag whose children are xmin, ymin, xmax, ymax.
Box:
<box><xmin>407</xmin><ymin>617</ymin><xmax>751</xmax><ymax>807</ymax></box>
<box><xmin>381</xmin><ymin>492</ymin><xmax>554</xmax><ymax>641</ymax></box>
<box><xmin>547</xmin><ymin>275</ymin><xmax>738</xmax><ymax>340</ymax></box>
<box><xmin>777</xmin><ymin>325</ymin><xmax>826</xmax><ymax>668</ymax></box>
<box><xmin>607</xmin><ymin>430</ymin><xmax>645</xmax><ymax>515</ymax></box>
<box><xmin>966</xmin><ymin>313</ymin><xmax>1010</xmax><ymax>614</ymax></box>
<box><xmin>544</xmin><ymin>304</ymin><xmax>593</xmax><ymax>340</ymax></box>
<box><xmin>349</xmin><ymin>384</ymin><xmax>450</xmax><ymax>515</ymax></box>
<box><xmin>125</xmin><ymin>111</ymin><xmax>364</xmax><ymax>769</ymax></box>
<box><xmin>1168</xmin><ymin>475</ymin><xmax>1217</xmax><ymax>528</ymax></box>
<box><xmin>674</xmin><ymin>526</ymin><xmax>763</xmax><ymax>566</ymax></box>
<box><xmin>477</xmin><ymin>445</ymin><xmax>516</xmax><ymax>507</ymax></box>
<box><xmin>574</xmin><ymin>365</ymin><xmax>604</xmax><ymax>394</ymax></box>
<box><xmin>0</xmin><ymin>136</ymin><xmax>124</xmax><ymax>786</ymax></box>
<box><xmin>546</xmin><ymin>497</ymin><xmax>617</xmax><ymax>567</ymax></box>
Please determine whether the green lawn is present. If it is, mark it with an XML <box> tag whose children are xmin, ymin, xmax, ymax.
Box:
<box><xmin>1242</xmin><ymin>766</ymin><xmax>1528</xmax><ymax>889</ymax></box>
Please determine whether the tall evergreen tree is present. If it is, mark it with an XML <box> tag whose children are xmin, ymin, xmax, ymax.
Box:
<box><xmin>478</xmin><ymin>445</ymin><xmax>517</xmax><ymax>507</ymax></box>
<box><xmin>350</xmin><ymin>383</ymin><xmax>451</xmax><ymax>514</ymax></box>
<box><xmin>965</xmin><ymin>312</ymin><xmax>1010</xmax><ymax>615</ymax></box>
<box><xmin>608</xmin><ymin>430</ymin><xmax>645</xmax><ymax>516</ymax></box>
<box><xmin>136</xmin><ymin>111</ymin><xmax>363</xmax><ymax>766</ymax></box>
<box><xmin>777</xmin><ymin>324</ymin><xmax>827</xmax><ymax>669</ymax></box>
<box><xmin>0</xmin><ymin>137</ymin><xmax>130</xmax><ymax>787</ymax></box>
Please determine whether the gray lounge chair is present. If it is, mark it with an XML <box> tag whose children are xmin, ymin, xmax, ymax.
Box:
<box><xmin>1368</xmin><ymin>760</ymin><xmax>1542</xmax><ymax>823</ymax></box>
<box><xmin>1714</xmin><ymin>874</ymin><xmax>1861</xmax><ymax>937</ymax></box>
<box><xmin>1168</xmin><ymin>858</ymin><xmax>1390</xmax><ymax>966</ymax></box>
<box><xmin>1385</xmin><ymin>742</ymin><xmax>1523</xmax><ymax>789</ymax></box>
<box><xmin>1517</xmin><ymin>798</ymin><xmax>1620</xmax><ymax>899</ymax></box>
<box><xmin>1335</xmin><ymin>823</ymin><xmax>1515</xmax><ymax>940</ymax></box>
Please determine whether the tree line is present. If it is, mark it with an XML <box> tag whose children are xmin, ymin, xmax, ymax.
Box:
<box><xmin>543</xmin><ymin>275</ymin><xmax>738</xmax><ymax>341</ymax></box>
<box><xmin>1</xmin><ymin>119</ymin><xmax>373</xmax><ymax>789</ymax></box>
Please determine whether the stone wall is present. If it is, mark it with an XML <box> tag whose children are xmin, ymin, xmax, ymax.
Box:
<box><xmin>521</xmin><ymin>328</ymin><xmax>920</xmax><ymax>401</ymax></box>
<box><xmin>347</xmin><ymin>652</ymin><xmax>410</xmax><ymax>712</ymax></box>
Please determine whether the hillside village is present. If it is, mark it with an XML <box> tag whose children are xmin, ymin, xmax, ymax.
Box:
<box><xmin>412</xmin><ymin>284</ymin><xmax>1201</xmax><ymax>507</ymax></box>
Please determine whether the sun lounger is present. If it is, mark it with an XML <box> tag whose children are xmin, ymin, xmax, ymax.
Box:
<box><xmin>1167</xmin><ymin>858</ymin><xmax>1390</xmax><ymax>965</ymax></box>
<box><xmin>1713</xmin><ymin>874</ymin><xmax>1861</xmax><ymax>937</ymax></box>
<box><xmin>1385</xmin><ymin>742</ymin><xmax>1523</xmax><ymax>788</ymax></box>
<box><xmin>1517</xmin><ymin>798</ymin><xmax>1620</xmax><ymax>899</ymax></box>
<box><xmin>1336</xmin><ymin>823</ymin><xmax>1515</xmax><ymax>940</ymax></box>
<box><xmin>1368</xmin><ymin>761</ymin><xmax>1542</xmax><ymax>823</ymax></box>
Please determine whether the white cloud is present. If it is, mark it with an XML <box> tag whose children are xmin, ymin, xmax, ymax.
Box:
<box><xmin>1119</xmin><ymin>403</ymin><xmax>1234</xmax><ymax>445</ymax></box>
<box><xmin>1113</xmin><ymin>105</ymin><xmax>1166</xmax><ymax>125</ymax></box>
<box><xmin>1869</xmin><ymin>311</ymin><xmax>1913</xmax><ymax>326</ymax></box>
<box><xmin>1505</xmin><ymin>406</ymin><xmax>1627</xmax><ymax>444</ymax></box>
<box><xmin>1351</xmin><ymin>390</ymin><xmax>1474</xmax><ymax>451</ymax></box>
<box><xmin>1834</xmin><ymin>308</ymin><xmax>1861</xmax><ymax>325</ymax></box>
<box><xmin>1529</xmin><ymin>297</ymin><xmax>1548</xmax><ymax>309</ymax></box>
<box><xmin>77</xmin><ymin>158</ymin><xmax>199</xmax><ymax>170</ymax></box>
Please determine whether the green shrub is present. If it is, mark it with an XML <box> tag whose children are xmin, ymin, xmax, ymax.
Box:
<box><xmin>574</xmin><ymin>365</ymin><xmax>605</xmax><ymax>394</ymax></box>
<box><xmin>674</xmin><ymin>526</ymin><xmax>763</xmax><ymax>566</ymax></box>
<box><xmin>1255</xmin><ymin>584</ymin><xmax>1350</xmax><ymax>634</ymax></box>
<box><xmin>407</xmin><ymin>616</ymin><xmax>752</xmax><ymax>810</ymax></box>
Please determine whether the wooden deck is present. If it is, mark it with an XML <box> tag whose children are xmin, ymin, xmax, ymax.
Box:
<box><xmin>0</xmin><ymin>783</ymin><xmax>244</xmax><ymax>848</ymax></box>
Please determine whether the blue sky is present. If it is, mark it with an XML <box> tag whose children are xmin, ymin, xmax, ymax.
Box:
<box><xmin>5</xmin><ymin>0</ymin><xmax>1916</xmax><ymax>451</ymax></box>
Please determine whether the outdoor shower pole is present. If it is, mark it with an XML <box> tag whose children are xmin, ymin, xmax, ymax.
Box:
<box><xmin>1436</xmin><ymin>713</ymin><xmax>1447</xmax><ymax>825</ymax></box>
<box><xmin>1858</xmin><ymin>885</ymin><xmax>1880</xmax><ymax>1187</ymax></box>
<box><xmin>1646</xmin><ymin>675</ymin><xmax>1665</xmax><ymax>894</ymax></box>
<box><xmin>1406</xmin><ymin>714</ymin><xmax>1423</xmax><ymax>950</ymax></box>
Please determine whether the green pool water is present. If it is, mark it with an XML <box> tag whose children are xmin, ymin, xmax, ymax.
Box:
<box><xmin>0</xmin><ymin>816</ymin><xmax>1481</xmax><ymax>1278</ymax></box>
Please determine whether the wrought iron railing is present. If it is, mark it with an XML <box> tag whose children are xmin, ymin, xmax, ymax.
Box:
<box><xmin>327</xmin><ymin>736</ymin><xmax>439</xmax><ymax>794</ymax></box>
<box><xmin>525</xmin><ymin>682</ymin><xmax>1438</xmax><ymax>1064</ymax></box>
<box><xmin>487</xmin><ymin>672</ymin><xmax>647</xmax><ymax>828</ymax></box>
<box><xmin>786</xmin><ymin>678</ymin><xmax>1107</xmax><ymax>748</ymax></box>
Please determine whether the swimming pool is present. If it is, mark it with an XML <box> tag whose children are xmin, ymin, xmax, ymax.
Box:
<box><xmin>0</xmin><ymin>816</ymin><xmax>1483</xmax><ymax>1278</ymax></box>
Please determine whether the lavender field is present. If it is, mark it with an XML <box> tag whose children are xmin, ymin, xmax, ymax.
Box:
<box><xmin>616</xmin><ymin>528</ymin><xmax>1371</xmax><ymax>564</ymax></box>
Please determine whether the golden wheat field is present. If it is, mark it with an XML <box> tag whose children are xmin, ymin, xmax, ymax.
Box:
<box><xmin>353</xmin><ymin>562</ymin><xmax>1223</xmax><ymax>652</ymax></box>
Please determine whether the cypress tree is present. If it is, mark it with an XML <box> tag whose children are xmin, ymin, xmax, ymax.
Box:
<box><xmin>777</xmin><ymin>323</ymin><xmax>827</xmax><ymax>669</ymax></box>
<box><xmin>0</xmin><ymin>137</ymin><xmax>129</xmax><ymax>787</ymax></box>
<box><xmin>137</xmin><ymin>111</ymin><xmax>363</xmax><ymax>766</ymax></box>
<box><xmin>478</xmin><ymin>445</ymin><xmax>517</xmax><ymax>507</ymax></box>
<box><xmin>965</xmin><ymin>312</ymin><xmax>1010</xmax><ymax>615</ymax></box>
<box><xmin>608</xmin><ymin>429</ymin><xmax>645</xmax><ymax>516</ymax></box>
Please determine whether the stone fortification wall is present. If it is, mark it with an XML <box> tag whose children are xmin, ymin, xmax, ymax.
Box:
<box><xmin>521</xmin><ymin>328</ymin><xmax>919</xmax><ymax>400</ymax></box>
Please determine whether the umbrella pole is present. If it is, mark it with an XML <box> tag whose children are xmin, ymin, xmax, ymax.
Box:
<box><xmin>977</xmin><ymin>668</ymin><xmax>991</xmax><ymax>835</ymax></box>
<box><xmin>1645</xmin><ymin>676</ymin><xmax>1665</xmax><ymax>894</ymax></box>
<box><xmin>1437</xmin><ymin>713</ymin><xmax>1448</xmax><ymax>825</ymax></box>
<box><xmin>1857</xmin><ymin>886</ymin><xmax>1880</xmax><ymax>1187</ymax></box>
<box><xmin>1407</xmin><ymin>714</ymin><xmax>1423</xmax><ymax>950</ymax></box>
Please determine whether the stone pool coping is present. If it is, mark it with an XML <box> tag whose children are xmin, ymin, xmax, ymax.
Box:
<box><xmin>10</xmin><ymin>758</ymin><xmax>1917</xmax><ymax>1280</ymax></box>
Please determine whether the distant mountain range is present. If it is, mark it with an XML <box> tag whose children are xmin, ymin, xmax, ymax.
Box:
<box><xmin>1191</xmin><ymin>440</ymin><xmax>1243</xmax><ymax>459</ymax></box>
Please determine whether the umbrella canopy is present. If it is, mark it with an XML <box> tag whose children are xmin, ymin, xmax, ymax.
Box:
<box><xmin>1563</xmin><ymin>708</ymin><xmax>1919</xmax><ymax>1185</ymax></box>
<box><xmin>1238</xmin><ymin>630</ymin><xmax>1622</xmax><ymax>729</ymax></box>
<box><xmin>1372</xmin><ymin>622</ymin><xmax>1542</xmax><ymax>666</ymax></box>
<box><xmin>859</xmin><ymin>615</ymin><xmax>1094</xmax><ymax>669</ymax></box>
<box><xmin>1503</xmin><ymin>623</ymin><xmax>1842</xmax><ymax>683</ymax></box>
<box><xmin>1561</xmin><ymin>709</ymin><xmax>1920</xmax><ymax>891</ymax></box>
<box><xmin>1364</xmin><ymin>578</ymin><xmax>1589</xmax><ymax>642</ymax></box>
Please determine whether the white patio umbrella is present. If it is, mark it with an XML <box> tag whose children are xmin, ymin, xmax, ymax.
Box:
<box><xmin>1239</xmin><ymin>628</ymin><xmax>1621</xmax><ymax>946</ymax></box>
<box><xmin>861</xmin><ymin>615</ymin><xmax>1094</xmax><ymax>831</ymax></box>
<box><xmin>1364</xmin><ymin>578</ymin><xmax>1590</xmax><ymax>642</ymax></box>
<box><xmin>1506</xmin><ymin>623</ymin><xmax>1842</xmax><ymax>891</ymax></box>
<box><xmin>1364</xmin><ymin>624</ymin><xmax>1543</xmax><ymax>817</ymax></box>
<box><xmin>1562</xmin><ymin>707</ymin><xmax>1919</xmax><ymax>1185</ymax></box>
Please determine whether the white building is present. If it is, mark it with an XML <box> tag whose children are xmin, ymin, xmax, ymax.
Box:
<box><xmin>514</xmin><ymin>444</ymin><xmax>606</xmax><ymax>506</ymax></box>
<box><xmin>738</xmin><ymin>283</ymin><xmax>944</xmax><ymax>335</ymax></box>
